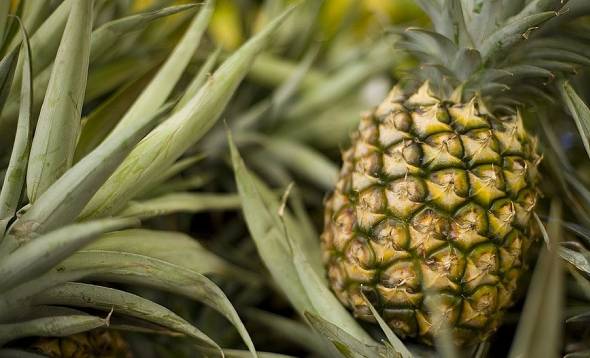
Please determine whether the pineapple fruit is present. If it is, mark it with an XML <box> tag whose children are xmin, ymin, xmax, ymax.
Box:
<box><xmin>31</xmin><ymin>330</ymin><xmax>131</xmax><ymax>358</ymax></box>
<box><xmin>321</xmin><ymin>83</ymin><xmax>541</xmax><ymax>345</ymax></box>
<box><xmin>318</xmin><ymin>0</ymin><xmax>581</xmax><ymax>346</ymax></box>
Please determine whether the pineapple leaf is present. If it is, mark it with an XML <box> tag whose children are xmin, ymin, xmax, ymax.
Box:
<box><xmin>559</xmin><ymin>80</ymin><xmax>590</xmax><ymax>159</ymax></box>
<box><xmin>0</xmin><ymin>217</ymin><xmax>137</xmax><ymax>293</ymax></box>
<box><xmin>461</xmin><ymin>0</ymin><xmax>525</xmax><ymax>44</ymax></box>
<box><xmin>175</xmin><ymin>47</ymin><xmax>222</xmax><ymax>112</ymax></box>
<box><xmin>0</xmin><ymin>1</ymin><xmax>10</xmax><ymax>50</ymax></box>
<box><xmin>74</xmin><ymin>62</ymin><xmax>160</xmax><ymax>160</ymax></box>
<box><xmin>10</xmin><ymin>103</ymin><xmax>172</xmax><ymax>239</ymax></box>
<box><xmin>285</xmin><ymin>38</ymin><xmax>398</xmax><ymax>120</ymax></box>
<box><xmin>81</xmin><ymin>4</ymin><xmax>296</xmax><ymax>219</ymax></box>
<box><xmin>0</xmin><ymin>46</ymin><xmax>17</xmax><ymax>114</ymax></box>
<box><xmin>508</xmin><ymin>200</ymin><xmax>563</xmax><ymax>358</ymax></box>
<box><xmin>90</xmin><ymin>3</ymin><xmax>198</xmax><ymax>64</ymax></box>
<box><xmin>256</xmin><ymin>136</ymin><xmax>338</xmax><ymax>190</ymax></box>
<box><xmin>284</xmin><ymin>201</ymin><xmax>374</xmax><ymax>344</ymax></box>
<box><xmin>31</xmin><ymin>282</ymin><xmax>222</xmax><ymax>352</ymax></box>
<box><xmin>446</xmin><ymin>0</ymin><xmax>472</xmax><ymax>47</ymax></box>
<box><xmin>559</xmin><ymin>244</ymin><xmax>590</xmax><ymax>275</ymax></box>
<box><xmin>6</xmin><ymin>0</ymin><xmax>71</xmax><ymax>106</ymax></box>
<box><xmin>0</xmin><ymin>348</ymin><xmax>47</xmax><ymax>358</ymax></box>
<box><xmin>0</xmin><ymin>19</ymin><xmax>31</xmax><ymax>237</ymax></box>
<box><xmin>304</xmin><ymin>312</ymin><xmax>383</xmax><ymax>358</ymax></box>
<box><xmin>26</xmin><ymin>0</ymin><xmax>93</xmax><ymax>201</ymax></box>
<box><xmin>0</xmin><ymin>315</ymin><xmax>106</xmax><ymax>346</ymax></box>
<box><xmin>5</xmin><ymin>0</ymin><xmax>49</xmax><ymax>53</ymax></box>
<box><xmin>114</xmin><ymin>0</ymin><xmax>214</xmax><ymax>131</ymax></box>
<box><xmin>86</xmin><ymin>228</ymin><xmax>257</xmax><ymax>282</ymax></box>
<box><xmin>245</xmin><ymin>309</ymin><xmax>330</xmax><ymax>357</ymax></box>
<box><xmin>119</xmin><ymin>192</ymin><xmax>241</xmax><ymax>219</ymax></box>
<box><xmin>84</xmin><ymin>56</ymin><xmax>159</xmax><ymax>104</ymax></box>
<box><xmin>525</xmin><ymin>48</ymin><xmax>590</xmax><ymax>67</ymax></box>
<box><xmin>134</xmin><ymin>154</ymin><xmax>207</xmax><ymax>197</ymax></box>
<box><xmin>6</xmin><ymin>249</ymin><xmax>257</xmax><ymax>357</ymax></box>
<box><xmin>229</xmin><ymin>129</ymin><xmax>314</xmax><ymax>315</ymax></box>
<box><xmin>360</xmin><ymin>291</ymin><xmax>412</xmax><ymax>358</ymax></box>
<box><xmin>515</xmin><ymin>0</ymin><xmax>564</xmax><ymax>19</ymax></box>
<box><xmin>479</xmin><ymin>11</ymin><xmax>556</xmax><ymax>63</ymax></box>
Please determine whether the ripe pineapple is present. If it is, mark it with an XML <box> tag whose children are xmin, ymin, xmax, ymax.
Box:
<box><xmin>318</xmin><ymin>0</ymin><xmax>578</xmax><ymax>346</ymax></box>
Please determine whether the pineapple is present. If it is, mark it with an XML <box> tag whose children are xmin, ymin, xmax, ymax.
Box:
<box><xmin>31</xmin><ymin>330</ymin><xmax>131</xmax><ymax>358</ymax></box>
<box><xmin>319</xmin><ymin>0</ymin><xmax>579</xmax><ymax>346</ymax></box>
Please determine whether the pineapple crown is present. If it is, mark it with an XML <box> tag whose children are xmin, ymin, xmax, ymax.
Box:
<box><xmin>396</xmin><ymin>0</ymin><xmax>589</xmax><ymax>108</ymax></box>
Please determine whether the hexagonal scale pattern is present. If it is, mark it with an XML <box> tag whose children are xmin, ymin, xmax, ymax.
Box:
<box><xmin>321</xmin><ymin>83</ymin><xmax>541</xmax><ymax>346</ymax></box>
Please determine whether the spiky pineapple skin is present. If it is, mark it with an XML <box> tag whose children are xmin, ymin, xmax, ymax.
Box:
<box><xmin>321</xmin><ymin>84</ymin><xmax>541</xmax><ymax>345</ymax></box>
<box><xmin>30</xmin><ymin>329</ymin><xmax>132</xmax><ymax>358</ymax></box>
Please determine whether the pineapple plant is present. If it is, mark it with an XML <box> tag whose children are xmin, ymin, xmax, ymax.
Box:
<box><xmin>0</xmin><ymin>0</ymin><xmax>295</xmax><ymax>356</ymax></box>
<box><xmin>218</xmin><ymin>0</ymin><xmax>590</xmax><ymax>357</ymax></box>
<box><xmin>319</xmin><ymin>0</ymin><xmax>587</xmax><ymax>348</ymax></box>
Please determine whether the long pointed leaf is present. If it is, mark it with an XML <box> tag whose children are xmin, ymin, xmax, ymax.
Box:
<box><xmin>8</xmin><ymin>103</ymin><xmax>171</xmax><ymax>241</ymax></box>
<box><xmin>81</xmin><ymin>4</ymin><xmax>297</xmax><ymax>218</ymax></box>
<box><xmin>559</xmin><ymin>80</ymin><xmax>590</xmax><ymax>159</ymax></box>
<box><xmin>114</xmin><ymin>0</ymin><xmax>214</xmax><ymax>131</ymax></box>
<box><xmin>0</xmin><ymin>315</ymin><xmax>105</xmax><ymax>346</ymax></box>
<box><xmin>26</xmin><ymin>0</ymin><xmax>93</xmax><ymax>201</ymax></box>
<box><xmin>5</xmin><ymin>250</ymin><xmax>257</xmax><ymax>357</ymax></box>
<box><xmin>90</xmin><ymin>4</ymin><xmax>198</xmax><ymax>64</ymax></box>
<box><xmin>32</xmin><ymin>282</ymin><xmax>221</xmax><ymax>352</ymax></box>
<box><xmin>0</xmin><ymin>218</ymin><xmax>137</xmax><ymax>292</ymax></box>
<box><xmin>0</xmin><ymin>20</ymin><xmax>32</xmax><ymax>237</ymax></box>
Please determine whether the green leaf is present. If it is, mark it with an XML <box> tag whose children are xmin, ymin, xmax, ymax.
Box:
<box><xmin>89</xmin><ymin>4</ymin><xmax>198</xmax><ymax>64</ymax></box>
<box><xmin>119</xmin><ymin>192</ymin><xmax>240</xmax><ymax>219</ymax></box>
<box><xmin>0</xmin><ymin>48</ymin><xmax>18</xmax><ymax>115</ymax></box>
<box><xmin>7</xmin><ymin>0</ymin><xmax>71</xmax><ymax>95</ymax></box>
<box><xmin>360</xmin><ymin>291</ymin><xmax>412</xmax><ymax>358</ymax></box>
<box><xmin>515</xmin><ymin>0</ymin><xmax>562</xmax><ymax>19</ymax></box>
<box><xmin>0</xmin><ymin>315</ymin><xmax>105</xmax><ymax>346</ymax></box>
<box><xmin>508</xmin><ymin>200</ymin><xmax>563</xmax><ymax>358</ymax></box>
<box><xmin>135</xmin><ymin>154</ymin><xmax>206</xmax><ymax>197</ymax></box>
<box><xmin>287</xmin><ymin>209</ymin><xmax>374</xmax><ymax>344</ymax></box>
<box><xmin>560</xmin><ymin>244</ymin><xmax>590</xmax><ymax>275</ymax></box>
<box><xmin>74</xmin><ymin>62</ymin><xmax>159</xmax><ymax>161</ymax></box>
<box><xmin>87</xmin><ymin>229</ymin><xmax>256</xmax><ymax>281</ymax></box>
<box><xmin>31</xmin><ymin>282</ymin><xmax>222</xmax><ymax>352</ymax></box>
<box><xmin>81</xmin><ymin>4</ymin><xmax>297</xmax><ymax>219</ymax></box>
<box><xmin>9</xmin><ymin>103</ymin><xmax>171</xmax><ymax>240</ymax></box>
<box><xmin>26</xmin><ymin>0</ymin><xmax>94</xmax><ymax>201</ymax></box>
<box><xmin>480</xmin><ymin>11</ymin><xmax>555</xmax><ymax>62</ymax></box>
<box><xmin>0</xmin><ymin>0</ymin><xmax>10</xmax><ymax>49</ymax></box>
<box><xmin>258</xmin><ymin>136</ymin><xmax>338</xmax><ymax>190</ymax></box>
<box><xmin>304</xmin><ymin>312</ymin><xmax>382</xmax><ymax>358</ymax></box>
<box><xmin>559</xmin><ymin>80</ymin><xmax>590</xmax><ymax>159</ymax></box>
<box><xmin>285</xmin><ymin>38</ymin><xmax>398</xmax><ymax>120</ymax></box>
<box><xmin>114</xmin><ymin>0</ymin><xmax>213</xmax><ymax>132</ymax></box>
<box><xmin>245</xmin><ymin>309</ymin><xmax>330</xmax><ymax>357</ymax></box>
<box><xmin>0</xmin><ymin>349</ymin><xmax>48</xmax><ymax>358</ymax></box>
<box><xmin>229</xmin><ymin>133</ymin><xmax>371</xmax><ymax>344</ymax></box>
<box><xmin>0</xmin><ymin>20</ymin><xmax>32</xmax><ymax>237</ymax></box>
<box><xmin>84</xmin><ymin>57</ymin><xmax>157</xmax><ymax>103</ymax></box>
<box><xmin>0</xmin><ymin>217</ymin><xmax>137</xmax><ymax>292</ymax></box>
<box><xmin>7</xmin><ymin>249</ymin><xmax>257</xmax><ymax>357</ymax></box>
<box><xmin>229</xmin><ymin>130</ymin><xmax>313</xmax><ymax>316</ymax></box>
<box><xmin>174</xmin><ymin>47</ymin><xmax>222</xmax><ymax>112</ymax></box>
<box><xmin>5</xmin><ymin>0</ymin><xmax>50</xmax><ymax>53</ymax></box>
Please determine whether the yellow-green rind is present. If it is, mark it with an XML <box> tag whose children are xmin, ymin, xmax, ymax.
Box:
<box><xmin>321</xmin><ymin>82</ymin><xmax>541</xmax><ymax>346</ymax></box>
